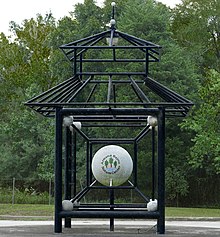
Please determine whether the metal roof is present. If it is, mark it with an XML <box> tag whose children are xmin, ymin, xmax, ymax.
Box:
<box><xmin>25</xmin><ymin>27</ymin><xmax>193</xmax><ymax>119</ymax></box>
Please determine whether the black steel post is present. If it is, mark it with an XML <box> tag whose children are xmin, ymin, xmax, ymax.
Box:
<box><xmin>80</xmin><ymin>53</ymin><xmax>83</xmax><ymax>80</ymax></box>
<box><xmin>152</xmin><ymin>126</ymin><xmax>155</xmax><ymax>200</ymax></box>
<box><xmin>133</xmin><ymin>142</ymin><xmax>138</xmax><ymax>186</ymax></box>
<box><xmin>72</xmin><ymin>131</ymin><xmax>77</xmax><ymax>196</ymax></box>
<box><xmin>86</xmin><ymin>141</ymin><xmax>90</xmax><ymax>186</ymax></box>
<box><xmin>110</xmin><ymin>189</ymin><xmax>114</xmax><ymax>231</ymax></box>
<box><xmin>54</xmin><ymin>107</ymin><xmax>63</xmax><ymax>233</ymax></box>
<box><xmin>89</xmin><ymin>143</ymin><xmax>93</xmax><ymax>184</ymax></box>
<box><xmin>157</xmin><ymin>108</ymin><xmax>165</xmax><ymax>234</ymax></box>
<box><xmin>64</xmin><ymin>127</ymin><xmax>72</xmax><ymax>228</ymax></box>
<box><xmin>113</xmin><ymin>84</ymin><xmax>116</xmax><ymax>108</ymax></box>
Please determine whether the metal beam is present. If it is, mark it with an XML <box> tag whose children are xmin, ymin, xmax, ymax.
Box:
<box><xmin>107</xmin><ymin>75</ymin><xmax>113</xmax><ymax>103</ymax></box>
<box><xmin>61</xmin><ymin>45</ymin><xmax>161</xmax><ymax>49</ymax></box>
<box><xmin>135</xmin><ymin>125</ymin><xmax>151</xmax><ymax>142</ymax></box>
<box><xmin>54</xmin><ymin>108</ymin><xmax>63</xmax><ymax>233</ymax></box>
<box><xmin>152</xmin><ymin>127</ymin><xmax>156</xmax><ymax>201</ymax></box>
<box><xmin>64</xmin><ymin>127</ymin><xmax>72</xmax><ymax>228</ymax></box>
<box><xmin>157</xmin><ymin>108</ymin><xmax>165</xmax><ymax>234</ymax></box>
<box><xmin>60</xmin><ymin>210</ymin><xmax>160</xmax><ymax>219</ymax></box>
<box><xmin>67</xmin><ymin>75</ymin><xmax>93</xmax><ymax>102</ymax></box>
<box><xmin>130</xmin><ymin>76</ymin><xmax>150</xmax><ymax>103</ymax></box>
<box><xmin>61</xmin><ymin>108</ymin><xmax>159</xmax><ymax>116</ymax></box>
<box><xmin>90</xmin><ymin>139</ymin><xmax>134</xmax><ymax>144</ymax></box>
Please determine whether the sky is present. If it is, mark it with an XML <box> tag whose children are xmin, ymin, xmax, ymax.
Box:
<box><xmin>0</xmin><ymin>0</ymin><xmax>182</xmax><ymax>36</ymax></box>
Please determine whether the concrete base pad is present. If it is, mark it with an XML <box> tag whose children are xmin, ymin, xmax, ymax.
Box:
<box><xmin>0</xmin><ymin>220</ymin><xmax>219</xmax><ymax>237</ymax></box>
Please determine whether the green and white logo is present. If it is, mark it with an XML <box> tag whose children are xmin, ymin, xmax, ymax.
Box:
<box><xmin>101</xmin><ymin>154</ymin><xmax>120</xmax><ymax>174</ymax></box>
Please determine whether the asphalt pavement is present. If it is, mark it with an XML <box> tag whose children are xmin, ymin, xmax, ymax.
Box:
<box><xmin>0</xmin><ymin>219</ymin><xmax>219</xmax><ymax>236</ymax></box>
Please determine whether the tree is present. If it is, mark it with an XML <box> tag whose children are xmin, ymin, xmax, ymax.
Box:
<box><xmin>0</xmin><ymin>0</ymin><xmax>204</xmax><ymax>205</ymax></box>
<box><xmin>0</xmin><ymin>14</ymin><xmax>56</xmax><ymax>181</ymax></box>
<box><xmin>47</xmin><ymin>16</ymin><xmax>80</xmax><ymax>81</ymax></box>
<box><xmin>171</xmin><ymin>0</ymin><xmax>220</xmax><ymax>72</ymax></box>
<box><xmin>0</xmin><ymin>14</ymin><xmax>56</xmax><ymax>112</ymax></box>
<box><xmin>73</xmin><ymin>0</ymin><xmax>104</xmax><ymax>37</ymax></box>
<box><xmin>0</xmin><ymin>101</ymin><xmax>54</xmax><ymax>181</ymax></box>
<box><xmin>171</xmin><ymin>0</ymin><xmax>220</xmax><ymax>206</ymax></box>
<box><xmin>166</xmin><ymin>166</ymin><xmax>189</xmax><ymax>207</ymax></box>
<box><xmin>182</xmin><ymin>69</ymin><xmax>220</xmax><ymax>175</ymax></box>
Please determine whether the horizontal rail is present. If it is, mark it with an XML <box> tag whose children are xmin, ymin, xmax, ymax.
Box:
<box><xmin>78</xmin><ymin>204</ymin><xmax>147</xmax><ymax>208</ymax></box>
<box><xmin>26</xmin><ymin>102</ymin><xmax>194</xmax><ymax>107</ymax></box>
<box><xmin>60</xmin><ymin>45</ymin><xmax>161</xmax><ymax>49</ymax></box>
<box><xmin>59</xmin><ymin>210</ymin><xmax>160</xmax><ymax>219</ymax></box>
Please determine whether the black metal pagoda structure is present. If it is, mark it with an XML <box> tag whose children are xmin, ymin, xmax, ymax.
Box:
<box><xmin>25</xmin><ymin>3</ymin><xmax>193</xmax><ymax>235</ymax></box>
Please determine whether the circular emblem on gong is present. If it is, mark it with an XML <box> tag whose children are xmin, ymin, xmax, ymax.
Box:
<box><xmin>101</xmin><ymin>154</ymin><xmax>120</xmax><ymax>174</ymax></box>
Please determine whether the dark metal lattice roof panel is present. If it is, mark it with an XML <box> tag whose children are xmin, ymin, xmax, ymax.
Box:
<box><xmin>25</xmin><ymin>74</ymin><xmax>193</xmax><ymax>118</ymax></box>
<box><xmin>59</xmin><ymin>29</ymin><xmax>161</xmax><ymax>65</ymax></box>
<box><xmin>25</xmin><ymin>26</ymin><xmax>193</xmax><ymax>119</ymax></box>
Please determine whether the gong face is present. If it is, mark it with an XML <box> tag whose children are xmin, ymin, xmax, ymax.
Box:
<box><xmin>91</xmin><ymin>145</ymin><xmax>133</xmax><ymax>186</ymax></box>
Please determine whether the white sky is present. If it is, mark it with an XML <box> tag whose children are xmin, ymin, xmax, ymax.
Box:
<box><xmin>0</xmin><ymin>0</ymin><xmax>181</xmax><ymax>35</ymax></box>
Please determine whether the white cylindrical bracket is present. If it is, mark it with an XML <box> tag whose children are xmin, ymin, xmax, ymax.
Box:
<box><xmin>63</xmin><ymin>116</ymin><xmax>73</xmax><ymax>127</ymax></box>
<box><xmin>72</xmin><ymin>122</ymin><xmax>82</xmax><ymax>130</ymax></box>
<box><xmin>62</xmin><ymin>200</ymin><xmax>73</xmax><ymax>211</ymax></box>
<box><xmin>147</xmin><ymin>116</ymin><xmax>158</xmax><ymax>127</ymax></box>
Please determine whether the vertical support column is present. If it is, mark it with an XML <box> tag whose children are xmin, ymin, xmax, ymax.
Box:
<box><xmin>133</xmin><ymin>142</ymin><xmax>138</xmax><ymax>187</ymax></box>
<box><xmin>157</xmin><ymin>108</ymin><xmax>165</xmax><ymax>234</ymax></box>
<box><xmin>64</xmin><ymin>127</ymin><xmax>72</xmax><ymax>228</ymax></box>
<box><xmin>152</xmin><ymin>126</ymin><xmax>155</xmax><ymax>200</ymax></box>
<box><xmin>55</xmin><ymin>108</ymin><xmax>63</xmax><ymax>233</ymax></box>
<box><xmin>110</xmin><ymin>189</ymin><xmax>114</xmax><ymax>231</ymax></box>
<box><xmin>72</xmin><ymin>131</ymin><xmax>77</xmax><ymax>196</ymax></box>
<box><xmin>86</xmin><ymin>141</ymin><xmax>90</xmax><ymax>186</ymax></box>
<box><xmin>89</xmin><ymin>143</ymin><xmax>93</xmax><ymax>184</ymax></box>
<box><xmin>79</xmin><ymin>54</ymin><xmax>83</xmax><ymax>80</ymax></box>
<box><xmin>113</xmin><ymin>84</ymin><xmax>117</xmax><ymax>108</ymax></box>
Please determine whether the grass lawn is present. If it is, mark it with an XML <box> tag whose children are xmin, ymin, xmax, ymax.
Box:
<box><xmin>166</xmin><ymin>207</ymin><xmax>220</xmax><ymax>218</ymax></box>
<box><xmin>0</xmin><ymin>204</ymin><xmax>54</xmax><ymax>217</ymax></box>
<box><xmin>0</xmin><ymin>204</ymin><xmax>219</xmax><ymax>219</ymax></box>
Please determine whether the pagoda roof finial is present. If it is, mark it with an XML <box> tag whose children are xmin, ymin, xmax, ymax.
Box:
<box><xmin>110</xmin><ymin>2</ymin><xmax>116</xmax><ymax>29</ymax></box>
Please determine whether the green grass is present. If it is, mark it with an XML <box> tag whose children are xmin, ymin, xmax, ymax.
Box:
<box><xmin>0</xmin><ymin>204</ymin><xmax>219</xmax><ymax>220</ymax></box>
<box><xmin>0</xmin><ymin>204</ymin><xmax>54</xmax><ymax>217</ymax></box>
<box><xmin>166</xmin><ymin>207</ymin><xmax>220</xmax><ymax>218</ymax></box>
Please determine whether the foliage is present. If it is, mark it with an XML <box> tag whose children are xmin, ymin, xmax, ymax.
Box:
<box><xmin>73</xmin><ymin>0</ymin><xmax>104</xmax><ymax>37</ymax></box>
<box><xmin>118</xmin><ymin>0</ymin><xmax>171</xmax><ymax>44</ymax></box>
<box><xmin>0</xmin><ymin>105</ymin><xmax>54</xmax><ymax>180</ymax></box>
<box><xmin>166</xmin><ymin>166</ymin><xmax>189</xmax><ymax>207</ymax></box>
<box><xmin>0</xmin><ymin>0</ymin><xmax>219</xmax><ymax>207</ymax></box>
<box><xmin>0</xmin><ymin>186</ymin><xmax>52</xmax><ymax>205</ymax></box>
<box><xmin>0</xmin><ymin>15</ymin><xmax>56</xmax><ymax>181</ymax></box>
<box><xmin>171</xmin><ymin>0</ymin><xmax>220</xmax><ymax>72</ymax></box>
<box><xmin>182</xmin><ymin>70</ymin><xmax>220</xmax><ymax>175</ymax></box>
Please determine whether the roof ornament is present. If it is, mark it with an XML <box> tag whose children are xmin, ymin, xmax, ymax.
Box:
<box><xmin>106</xmin><ymin>2</ymin><xmax>118</xmax><ymax>46</ymax></box>
<box><xmin>110</xmin><ymin>2</ymin><xmax>116</xmax><ymax>29</ymax></box>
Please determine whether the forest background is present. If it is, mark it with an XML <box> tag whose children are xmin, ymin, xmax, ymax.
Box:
<box><xmin>0</xmin><ymin>0</ymin><xmax>219</xmax><ymax>207</ymax></box>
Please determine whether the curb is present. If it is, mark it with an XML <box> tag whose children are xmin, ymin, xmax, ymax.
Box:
<box><xmin>0</xmin><ymin>216</ymin><xmax>220</xmax><ymax>221</ymax></box>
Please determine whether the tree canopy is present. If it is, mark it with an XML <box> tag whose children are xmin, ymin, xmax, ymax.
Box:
<box><xmin>0</xmin><ymin>0</ymin><xmax>219</xmax><ymax>207</ymax></box>
<box><xmin>171</xmin><ymin>0</ymin><xmax>220</xmax><ymax>72</ymax></box>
